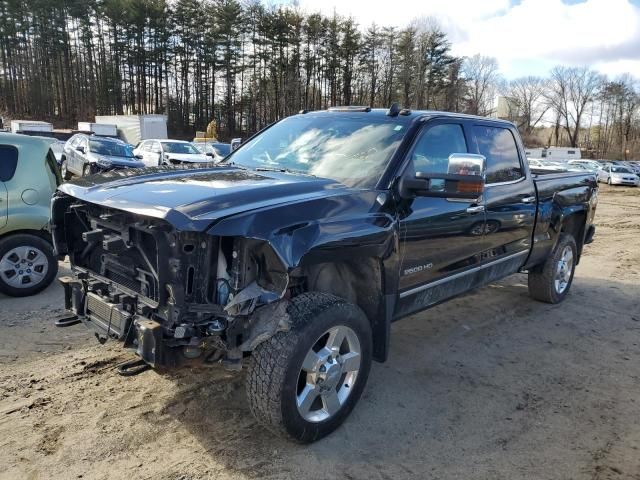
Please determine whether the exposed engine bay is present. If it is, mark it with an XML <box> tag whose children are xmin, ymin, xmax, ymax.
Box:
<box><xmin>50</xmin><ymin>192</ymin><xmax>293</xmax><ymax>370</ymax></box>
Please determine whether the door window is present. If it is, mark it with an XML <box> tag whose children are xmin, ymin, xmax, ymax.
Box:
<box><xmin>408</xmin><ymin>123</ymin><xmax>467</xmax><ymax>174</ymax></box>
<box><xmin>474</xmin><ymin>126</ymin><xmax>523</xmax><ymax>184</ymax></box>
<box><xmin>0</xmin><ymin>145</ymin><xmax>19</xmax><ymax>181</ymax></box>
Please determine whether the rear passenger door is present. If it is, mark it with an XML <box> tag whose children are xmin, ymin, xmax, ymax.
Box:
<box><xmin>471</xmin><ymin>123</ymin><xmax>536</xmax><ymax>264</ymax></box>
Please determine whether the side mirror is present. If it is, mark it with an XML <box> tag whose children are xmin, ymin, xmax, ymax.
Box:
<box><xmin>206</xmin><ymin>152</ymin><xmax>214</xmax><ymax>157</ymax></box>
<box><xmin>399</xmin><ymin>153</ymin><xmax>486</xmax><ymax>199</ymax></box>
<box><xmin>230</xmin><ymin>138</ymin><xmax>242</xmax><ymax>151</ymax></box>
<box><xmin>76</xmin><ymin>146</ymin><xmax>85</xmax><ymax>154</ymax></box>
<box><xmin>134</xmin><ymin>154</ymin><xmax>143</xmax><ymax>159</ymax></box>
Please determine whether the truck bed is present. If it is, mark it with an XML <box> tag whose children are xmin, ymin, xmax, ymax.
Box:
<box><xmin>525</xmin><ymin>170</ymin><xmax>598</xmax><ymax>269</ymax></box>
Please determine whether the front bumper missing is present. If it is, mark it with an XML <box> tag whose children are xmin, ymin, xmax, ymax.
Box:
<box><xmin>57</xmin><ymin>275</ymin><xmax>179</xmax><ymax>369</ymax></box>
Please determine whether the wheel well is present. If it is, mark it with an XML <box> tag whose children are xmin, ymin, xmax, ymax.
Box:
<box><xmin>560</xmin><ymin>212</ymin><xmax>586</xmax><ymax>261</ymax></box>
<box><xmin>0</xmin><ymin>229</ymin><xmax>52</xmax><ymax>245</ymax></box>
<box><xmin>294</xmin><ymin>258</ymin><xmax>386</xmax><ymax>357</ymax></box>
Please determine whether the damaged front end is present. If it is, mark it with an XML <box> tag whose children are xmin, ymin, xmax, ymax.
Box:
<box><xmin>51</xmin><ymin>192</ymin><xmax>292</xmax><ymax>371</ymax></box>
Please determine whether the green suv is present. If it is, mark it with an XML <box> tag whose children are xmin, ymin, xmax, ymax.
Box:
<box><xmin>0</xmin><ymin>133</ymin><xmax>60</xmax><ymax>296</ymax></box>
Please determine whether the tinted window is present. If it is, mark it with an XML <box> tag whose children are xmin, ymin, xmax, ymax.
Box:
<box><xmin>474</xmin><ymin>126</ymin><xmax>523</xmax><ymax>184</ymax></box>
<box><xmin>409</xmin><ymin>123</ymin><xmax>467</xmax><ymax>174</ymax></box>
<box><xmin>0</xmin><ymin>145</ymin><xmax>18</xmax><ymax>181</ymax></box>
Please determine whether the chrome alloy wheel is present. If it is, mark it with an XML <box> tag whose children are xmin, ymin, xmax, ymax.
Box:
<box><xmin>0</xmin><ymin>246</ymin><xmax>49</xmax><ymax>289</ymax></box>
<box><xmin>554</xmin><ymin>245</ymin><xmax>574</xmax><ymax>294</ymax></box>
<box><xmin>296</xmin><ymin>325</ymin><xmax>361</xmax><ymax>423</ymax></box>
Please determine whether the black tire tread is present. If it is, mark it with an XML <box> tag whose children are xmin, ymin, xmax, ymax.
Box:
<box><xmin>528</xmin><ymin>233</ymin><xmax>576</xmax><ymax>304</ymax></box>
<box><xmin>246</xmin><ymin>292</ymin><xmax>353</xmax><ymax>439</ymax></box>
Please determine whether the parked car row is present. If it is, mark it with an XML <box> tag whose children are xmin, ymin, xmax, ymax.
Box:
<box><xmin>59</xmin><ymin>133</ymin><xmax>231</xmax><ymax>179</ymax></box>
<box><xmin>527</xmin><ymin>157</ymin><xmax>639</xmax><ymax>187</ymax></box>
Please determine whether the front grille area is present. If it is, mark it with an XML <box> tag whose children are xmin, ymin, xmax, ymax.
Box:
<box><xmin>86</xmin><ymin>292</ymin><xmax>130</xmax><ymax>338</ymax></box>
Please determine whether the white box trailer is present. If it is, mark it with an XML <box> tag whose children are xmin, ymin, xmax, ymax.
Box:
<box><xmin>525</xmin><ymin>148</ymin><xmax>544</xmax><ymax>158</ymax></box>
<box><xmin>95</xmin><ymin>114</ymin><xmax>168</xmax><ymax>145</ymax></box>
<box><xmin>544</xmin><ymin>147</ymin><xmax>581</xmax><ymax>160</ymax></box>
<box><xmin>77</xmin><ymin>122</ymin><xmax>117</xmax><ymax>137</ymax></box>
<box><xmin>10</xmin><ymin>120</ymin><xmax>53</xmax><ymax>134</ymax></box>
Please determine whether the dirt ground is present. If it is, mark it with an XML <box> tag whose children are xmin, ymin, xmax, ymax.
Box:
<box><xmin>1</xmin><ymin>185</ymin><xmax>639</xmax><ymax>480</ymax></box>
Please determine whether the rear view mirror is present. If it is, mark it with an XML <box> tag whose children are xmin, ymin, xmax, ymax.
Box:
<box><xmin>400</xmin><ymin>153</ymin><xmax>486</xmax><ymax>199</ymax></box>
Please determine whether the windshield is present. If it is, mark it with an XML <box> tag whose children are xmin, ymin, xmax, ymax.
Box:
<box><xmin>163</xmin><ymin>142</ymin><xmax>199</xmax><ymax>154</ymax></box>
<box><xmin>89</xmin><ymin>140</ymin><xmax>133</xmax><ymax>158</ymax></box>
<box><xmin>611</xmin><ymin>166</ymin><xmax>632</xmax><ymax>173</ymax></box>
<box><xmin>212</xmin><ymin>143</ymin><xmax>231</xmax><ymax>156</ymax></box>
<box><xmin>225</xmin><ymin>114</ymin><xmax>407</xmax><ymax>188</ymax></box>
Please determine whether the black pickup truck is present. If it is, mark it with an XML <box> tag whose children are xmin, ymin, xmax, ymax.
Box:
<box><xmin>51</xmin><ymin>106</ymin><xmax>597</xmax><ymax>442</ymax></box>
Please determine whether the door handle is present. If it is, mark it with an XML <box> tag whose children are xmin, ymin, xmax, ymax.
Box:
<box><xmin>466</xmin><ymin>205</ymin><xmax>485</xmax><ymax>213</ymax></box>
<box><xmin>521</xmin><ymin>196</ymin><xmax>536</xmax><ymax>204</ymax></box>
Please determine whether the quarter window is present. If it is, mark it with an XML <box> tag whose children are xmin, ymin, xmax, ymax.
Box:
<box><xmin>0</xmin><ymin>145</ymin><xmax>19</xmax><ymax>181</ymax></box>
<box><xmin>474</xmin><ymin>126</ymin><xmax>523</xmax><ymax>184</ymax></box>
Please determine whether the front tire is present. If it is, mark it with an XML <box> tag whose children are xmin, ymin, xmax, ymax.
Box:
<box><xmin>60</xmin><ymin>159</ymin><xmax>72</xmax><ymax>181</ymax></box>
<box><xmin>246</xmin><ymin>292</ymin><xmax>372</xmax><ymax>443</ymax></box>
<box><xmin>528</xmin><ymin>233</ymin><xmax>577</xmax><ymax>304</ymax></box>
<box><xmin>82</xmin><ymin>163</ymin><xmax>93</xmax><ymax>176</ymax></box>
<box><xmin>0</xmin><ymin>234</ymin><xmax>58</xmax><ymax>297</ymax></box>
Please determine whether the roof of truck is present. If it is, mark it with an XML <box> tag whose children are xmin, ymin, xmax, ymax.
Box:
<box><xmin>303</xmin><ymin>107</ymin><xmax>517</xmax><ymax>127</ymax></box>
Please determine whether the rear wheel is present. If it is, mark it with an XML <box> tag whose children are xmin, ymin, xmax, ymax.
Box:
<box><xmin>246</xmin><ymin>292</ymin><xmax>372</xmax><ymax>443</ymax></box>
<box><xmin>0</xmin><ymin>234</ymin><xmax>58</xmax><ymax>297</ymax></box>
<box><xmin>528</xmin><ymin>233</ymin><xmax>577</xmax><ymax>304</ymax></box>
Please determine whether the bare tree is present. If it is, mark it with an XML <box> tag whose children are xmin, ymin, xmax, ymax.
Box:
<box><xmin>462</xmin><ymin>54</ymin><xmax>500</xmax><ymax>116</ymax></box>
<box><xmin>506</xmin><ymin>76</ymin><xmax>550</xmax><ymax>134</ymax></box>
<box><xmin>546</xmin><ymin>66</ymin><xmax>603</xmax><ymax>147</ymax></box>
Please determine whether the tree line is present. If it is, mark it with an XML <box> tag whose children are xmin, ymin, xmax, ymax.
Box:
<box><xmin>0</xmin><ymin>0</ymin><xmax>638</xmax><ymax>159</ymax></box>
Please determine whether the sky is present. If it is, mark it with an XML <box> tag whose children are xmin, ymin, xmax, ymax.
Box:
<box><xmin>281</xmin><ymin>0</ymin><xmax>640</xmax><ymax>79</ymax></box>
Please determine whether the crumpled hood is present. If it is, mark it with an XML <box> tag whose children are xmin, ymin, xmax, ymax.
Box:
<box><xmin>164</xmin><ymin>152</ymin><xmax>211</xmax><ymax>163</ymax></box>
<box><xmin>58</xmin><ymin>166</ymin><xmax>346</xmax><ymax>231</ymax></box>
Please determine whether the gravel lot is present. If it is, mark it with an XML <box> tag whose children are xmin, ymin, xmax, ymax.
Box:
<box><xmin>1</xmin><ymin>185</ymin><xmax>639</xmax><ymax>480</ymax></box>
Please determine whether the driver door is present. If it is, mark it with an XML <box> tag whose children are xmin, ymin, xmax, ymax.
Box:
<box><xmin>395</xmin><ymin>119</ymin><xmax>488</xmax><ymax>318</ymax></box>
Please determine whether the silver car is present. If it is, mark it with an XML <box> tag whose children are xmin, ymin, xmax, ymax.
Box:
<box><xmin>61</xmin><ymin>134</ymin><xmax>144</xmax><ymax>179</ymax></box>
<box><xmin>597</xmin><ymin>165</ymin><xmax>639</xmax><ymax>186</ymax></box>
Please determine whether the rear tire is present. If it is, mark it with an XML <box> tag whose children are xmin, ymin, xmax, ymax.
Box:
<box><xmin>0</xmin><ymin>234</ymin><xmax>58</xmax><ymax>297</ymax></box>
<box><xmin>528</xmin><ymin>233</ymin><xmax>577</xmax><ymax>304</ymax></box>
<box><xmin>246</xmin><ymin>292</ymin><xmax>372</xmax><ymax>443</ymax></box>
